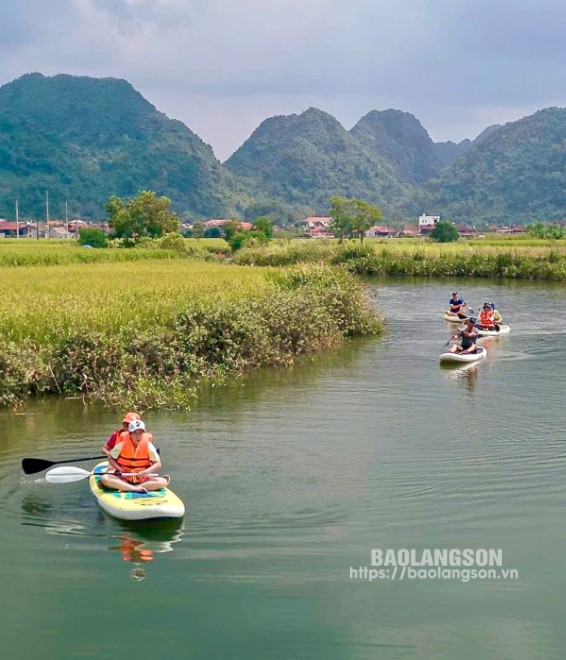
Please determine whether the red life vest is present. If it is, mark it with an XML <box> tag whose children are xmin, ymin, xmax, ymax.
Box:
<box><xmin>115</xmin><ymin>432</ymin><xmax>154</xmax><ymax>482</ymax></box>
<box><xmin>479</xmin><ymin>309</ymin><xmax>495</xmax><ymax>327</ymax></box>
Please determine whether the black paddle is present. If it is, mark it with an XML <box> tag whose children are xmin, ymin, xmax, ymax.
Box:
<box><xmin>22</xmin><ymin>455</ymin><xmax>106</xmax><ymax>475</ymax></box>
<box><xmin>22</xmin><ymin>447</ymin><xmax>161</xmax><ymax>475</ymax></box>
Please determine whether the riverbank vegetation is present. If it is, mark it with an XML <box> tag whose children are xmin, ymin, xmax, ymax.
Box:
<box><xmin>0</xmin><ymin>259</ymin><xmax>382</xmax><ymax>408</ymax></box>
<box><xmin>233</xmin><ymin>238</ymin><xmax>566</xmax><ymax>280</ymax></box>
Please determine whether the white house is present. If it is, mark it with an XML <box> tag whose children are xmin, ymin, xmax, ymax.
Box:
<box><xmin>418</xmin><ymin>213</ymin><xmax>440</xmax><ymax>230</ymax></box>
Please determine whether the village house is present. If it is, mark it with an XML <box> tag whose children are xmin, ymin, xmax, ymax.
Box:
<box><xmin>203</xmin><ymin>218</ymin><xmax>253</xmax><ymax>232</ymax></box>
<box><xmin>0</xmin><ymin>220</ymin><xmax>33</xmax><ymax>238</ymax></box>
<box><xmin>418</xmin><ymin>213</ymin><xmax>440</xmax><ymax>234</ymax></box>
<box><xmin>302</xmin><ymin>216</ymin><xmax>333</xmax><ymax>238</ymax></box>
<box><xmin>365</xmin><ymin>225</ymin><xmax>396</xmax><ymax>238</ymax></box>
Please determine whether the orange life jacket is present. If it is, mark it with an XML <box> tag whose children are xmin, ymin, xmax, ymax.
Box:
<box><xmin>115</xmin><ymin>432</ymin><xmax>154</xmax><ymax>479</ymax></box>
<box><xmin>479</xmin><ymin>309</ymin><xmax>495</xmax><ymax>327</ymax></box>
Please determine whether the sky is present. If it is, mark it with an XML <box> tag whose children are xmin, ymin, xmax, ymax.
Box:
<box><xmin>2</xmin><ymin>0</ymin><xmax>566</xmax><ymax>161</ymax></box>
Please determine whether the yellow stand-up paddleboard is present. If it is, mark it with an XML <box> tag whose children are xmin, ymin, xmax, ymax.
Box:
<box><xmin>89</xmin><ymin>462</ymin><xmax>185</xmax><ymax>521</ymax></box>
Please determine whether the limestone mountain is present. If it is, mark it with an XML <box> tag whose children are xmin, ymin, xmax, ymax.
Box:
<box><xmin>423</xmin><ymin>108</ymin><xmax>566</xmax><ymax>224</ymax></box>
<box><xmin>0</xmin><ymin>73</ymin><xmax>242</xmax><ymax>219</ymax></box>
<box><xmin>350</xmin><ymin>109</ymin><xmax>448</xmax><ymax>184</ymax></box>
<box><xmin>224</xmin><ymin>107</ymin><xmax>414</xmax><ymax>216</ymax></box>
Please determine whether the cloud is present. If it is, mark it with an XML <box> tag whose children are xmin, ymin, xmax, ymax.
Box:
<box><xmin>2</xmin><ymin>0</ymin><xmax>566</xmax><ymax>159</ymax></box>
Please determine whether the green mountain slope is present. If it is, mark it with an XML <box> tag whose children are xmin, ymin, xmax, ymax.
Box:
<box><xmin>423</xmin><ymin>108</ymin><xmax>566</xmax><ymax>224</ymax></box>
<box><xmin>225</xmin><ymin>107</ymin><xmax>414</xmax><ymax>215</ymax></box>
<box><xmin>350</xmin><ymin>109</ymin><xmax>448</xmax><ymax>184</ymax></box>
<box><xmin>0</xmin><ymin>73</ymin><xmax>242</xmax><ymax>219</ymax></box>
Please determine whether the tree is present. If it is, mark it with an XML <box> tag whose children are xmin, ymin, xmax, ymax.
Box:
<box><xmin>77</xmin><ymin>227</ymin><xmax>108</xmax><ymax>248</ymax></box>
<box><xmin>204</xmin><ymin>226</ymin><xmax>222</xmax><ymax>238</ymax></box>
<box><xmin>191</xmin><ymin>220</ymin><xmax>204</xmax><ymax>241</ymax></box>
<box><xmin>350</xmin><ymin>199</ymin><xmax>382</xmax><ymax>244</ymax></box>
<box><xmin>329</xmin><ymin>196</ymin><xmax>354</xmax><ymax>242</ymax></box>
<box><xmin>329</xmin><ymin>196</ymin><xmax>382</xmax><ymax>243</ymax></box>
<box><xmin>526</xmin><ymin>221</ymin><xmax>565</xmax><ymax>239</ymax></box>
<box><xmin>429</xmin><ymin>221</ymin><xmax>460</xmax><ymax>243</ymax></box>
<box><xmin>106</xmin><ymin>191</ymin><xmax>180</xmax><ymax>244</ymax></box>
<box><xmin>253</xmin><ymin>216</ymin><xmax>273</xmax><ymax>238</ymax></box>
<box><xmin>223</xmin><ymin>219</ymin><xmax>242</xmax><ymax>241</ymax></box>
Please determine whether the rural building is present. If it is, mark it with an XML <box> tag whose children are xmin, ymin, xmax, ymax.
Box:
<box><xmin>0</xmin><ymin>220</ymin><xmax>33</xmax><ymax>238</ymax></box>
<box><xmin>203</xmin><ymin>219</ymin><xmax>253</xmax><ymax>231</ymax></box>
<box><xmin>365</xmin><ymin>225</ymin><xmax>396</xmax><ymax>238</ymax></box>
<box><xmin>418</xmin><ymin>213</ymin><xmax>440</xmax><ymax>231</ymax></box>
<box><xmin>302</xmin><ymin>216</ymin><xmax>333</xmax><ymax>238</ymax></box>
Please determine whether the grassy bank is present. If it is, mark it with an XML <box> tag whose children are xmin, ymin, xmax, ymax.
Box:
<box><xmin>0</xmin><ymin>259</ymin><xmax>382</xmax><ymax>408</ymax></box>
<box><xmin>0</xmin><ymin>238</ymin><xmax>231</xmax><ymax>266</ymax></box>
<box><xmin>233</xmin><ymin>240</ymin><xmax>566</xmax><ymax>280</ymax></box>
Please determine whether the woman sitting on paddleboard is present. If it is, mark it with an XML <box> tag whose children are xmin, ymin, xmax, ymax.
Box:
<box><xmin>477</xmin><ymin>303</ymin><xmax>496</xmax><ymax>330</ymax></box>
<box><xmin>101</xmin><ymin>419</ymin><xmax>170</xmax><ymax>493</ymax></box>
<box><xmin>449</xmin><ymin>317</ymin><xmax>479</xmax><ymax>354</ymax></box>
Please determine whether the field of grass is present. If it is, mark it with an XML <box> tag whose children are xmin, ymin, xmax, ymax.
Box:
<box><xmin>0</xmin><ymin>237</ymin><xmax>233</xmax><ymax>266</ymax></box>
<box><xmin>234</xmin><ymin>238</ymin><xmax>566</xmax><ymax>280</ymax></box>
<box><xmin>0</xmin><ymin>257</ymin><xmax>382</xmax><ymax>408</ymax></box>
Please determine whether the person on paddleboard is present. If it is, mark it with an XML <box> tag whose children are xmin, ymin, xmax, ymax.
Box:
<box><xmin>102</xmin><ymin>411</ymin><xmax>141</xmax><ymax>456</ymax></box>
<box><xmin>490</xmin><ymin>302</ymin><xmax>503</xmax><ymax>328</ymax></box>
<box><xmin>449</xmin><ymin>317</ymin><xmax>479</xmax><ymax>354</ymax></box>
<box><xmin>100</xmin><ymin>419</ymin><xmax>170</xmax><ymax>493</ymax></box>
<box><xmin>477</xmin><ymin>303</ymin><xmax>496</xmax><ymax>330</ymax></box>
<box><xmin>449</xmin><ymin>292</ymin><xmax>468</xmax><ymax>318</ymax></box>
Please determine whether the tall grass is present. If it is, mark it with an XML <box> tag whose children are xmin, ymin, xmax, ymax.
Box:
<box><xmin>0</xmin><ymin>260</ymin><xmax>382</xmax><ymax>408</ymax></box>
<box><xmin>234</xmin><ymin>240</ymin><xmax>566</xmax><ymax>280</ymax></box>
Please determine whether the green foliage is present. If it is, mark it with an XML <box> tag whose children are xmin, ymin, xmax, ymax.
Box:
<box><xmin>203</xmin><ymin>226</ymin><xmax>222</xmax><ymax>238</ymax></box>
<box><xmin>329</xmin><ymin>196</ymin><xmax>382</xmax><ymax>243</ymax></box>
<box><xmin>157</xmin><ymin>232</ymin><xmax>187</xmax><ymax>252</ymax></box>
<box><xmin>0</xmin><ymin>258</ymin><xmax>382</xmax><ymax>408</ymax></box>
<box><xmin>242</xmin><ymin>199</ymin><xmax>306</xmax><ymax>227</ymax></box>
<box><xmin>225</xmin><ymin>108</ymin><xmax>414</xmax><ymax>216</ymax></box>
<box><xmin>0</xmin><ymin>73</ymin><xmax>243</xmax><ymax>219</ymax></box>
<box><xmin>223</xmin><ymin>219</ymin><xmax>242</xmax><ymax>241</ymax></box>
<box><xmin>253</xmin><ymin>216</ymin><xmax>273</xmax><ymax>237</ymax></box>
<box><xmin>191</xmin><ymin>220</ymin><xmax>204</xmax><ymax>240</ymax></box>
<box><xmin>429</xmin><ymin>221</ymin><xmax>460</xmax><ymax>243</ymax></box>
<box><xmin>77</xmin><ymin>227</ymin><xmax>108</xmax><ymax>248</ymax></box>
<box><xmin>228</xmin><ymin>232</ymin><xmax>249</xmax><ymax>252</ymax></box>
<box><xmin>424</xmin><ymin>108</ymin><xmax>566</xmax><ymax>224</ymax></box>
<box><xmin>329</xmin><ymin>196</ymin><xmax>354</xmax><ymax>241</ymax></box>
<box><xmin>106</xmin><ymin>191</ymin><xmax>180</xmax><ymax>243</ymax></box>
<box><xmin>526</xmin><ymin>222</ymin><xmax>565</xmax><ymax>239</ymax></box>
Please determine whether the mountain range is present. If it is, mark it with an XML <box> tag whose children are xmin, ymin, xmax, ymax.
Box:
<box><xmin>0</xmin><ymin>72</ymin><xmax>565</xmax><ymax>225</ymax></box>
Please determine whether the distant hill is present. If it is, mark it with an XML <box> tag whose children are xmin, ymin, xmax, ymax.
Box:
<box><xmin>423</xmin><ymin>108</ymin><xmax>566</xmax><ymax>223</ymax></box>
<box><xmin>0</xmin><ymin>73</ymin><xmax>242</xmax><ymax>219</ymax></box>
<box><xmin>350</xmin><ymin>109</ymin><xmax>454</xmax><ymax>184</ymax></box>
<box><xmin>2</xmin><ymin>72</ymin><xmax>566</xmax><ymax>225</ymax></box>
<box><xmin>225</xmin><ymin>107</ymin><xmax>414</xmax><ymax>216</ymax></box>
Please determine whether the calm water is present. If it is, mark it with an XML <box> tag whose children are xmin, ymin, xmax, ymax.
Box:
<box><xmin>1</xmin><ymin>279</ymin><xmax>566</xmax><ymax>659</ymax></box>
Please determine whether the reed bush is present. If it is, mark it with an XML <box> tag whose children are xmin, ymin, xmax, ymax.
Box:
<box><xmin>234</xmin><ymin>239</ymin><xmax>566</xmax><ymax>281</ymax></box>
<box><xmin>0</xmin><ymin>260</ymin><xmax>382</xmax><ymax>408</ymax></box>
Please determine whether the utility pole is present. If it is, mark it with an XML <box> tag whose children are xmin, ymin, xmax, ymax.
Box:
<box><xmin>65</xmin><ymin>200</ymin><xmax>69</xmax><ymax>239</ymax></box>
<box><xmin>45</xmin><ymin>190</ymin><xmax>50</xmax><ymax>239</ymax></box>
<box><xmin>15</xmin><ymin>199</ymin><xmax>19</xmax><ymax>239</ymax></box>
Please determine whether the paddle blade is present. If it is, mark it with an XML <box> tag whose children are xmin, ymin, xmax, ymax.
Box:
<box><xmin>45</xmin><ymin>466</ymin><xmax>92</xmax><ymax>483</ymax></box>
<box><xmin>21</xmin><ymin>455</ymin><xmax>106</xmax><ymax>474</ymax></box>
<box><xmin>22</xmin><ymin>458</ymin><xmax>57</xmax><ymax>474</ymax></box>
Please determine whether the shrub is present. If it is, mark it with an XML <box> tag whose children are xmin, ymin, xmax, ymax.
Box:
<box><xmin>78</xmin><ymin>227</ymin><xmax>108</xmax><ymax>248</ymax></box>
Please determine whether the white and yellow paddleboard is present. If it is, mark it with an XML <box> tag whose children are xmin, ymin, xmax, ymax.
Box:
<box><xmin>89</xmin><ymin>462</ymin><xmax>185</xmax><ymax>521</ymax></box>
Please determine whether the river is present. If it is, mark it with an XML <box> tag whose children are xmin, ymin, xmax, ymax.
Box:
<box><xmin>1</xmin><ymin>279</ymin><xmax>565</xmax><ymax>659</ymax></box>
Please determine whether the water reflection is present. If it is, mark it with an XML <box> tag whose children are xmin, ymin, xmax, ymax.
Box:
<box><xmin>440</xmin><ymin>362</ymin><xmax>479</xmax><ymax>392</ymax></box>
<box><xmin>106</xmin><ymin>519</ymin><xmax>184</xmax><ymax>582</ymax></box>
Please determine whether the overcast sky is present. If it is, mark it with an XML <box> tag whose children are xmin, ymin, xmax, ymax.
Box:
<box><xmin>2</xmin><ymin>0</ymin><xmax>566</xmax><ymax>161</ymax></box>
